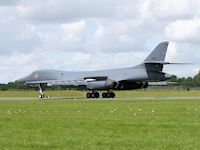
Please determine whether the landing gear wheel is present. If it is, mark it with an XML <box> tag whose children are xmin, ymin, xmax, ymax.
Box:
<box><xmin>39</xmin><ymin>94</ymin><xmax>45</xmax><ymax>98</ymax></box>
<box><xmin>91</xmin><ymin>93</ymin><xmax>96</xmax><ymax>98</ymax></box>
<box><xmin>86</xmin><ymin>93</ymin><xmax>91</xmax><ymax>98</ymax></box>
<box><xmin>102</xmin><ymin>93</ymin><xmax>107</xmax><ymax>98</ymax></box>
<box><xmin>110</xmin><ymin>92</ymin><xmax>115</xmax><ymax>98</ymax></box>
<box><xmin>86</xmin><ymin>91</ymin><xmax>100</xmax><ymax>98</ymax></box>
<box><xmin>95</xmin><ymin>92</ymin><xmax>100</xmax><ymax>98</ymax></box>
<box><xmin>102</xmin><ymin>91</ymin><xmax>115</xmax><ymax>98</ymax></box>
<box><xmin>106</xmin><ymin>93</ymin><xmax>111</xmax><ymax>98</ymax></box>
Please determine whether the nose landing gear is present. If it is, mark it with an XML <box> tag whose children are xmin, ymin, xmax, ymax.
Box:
<box><xmin>39</xmin><ymin>85</ymin><xmax>45</xmax><ymax>98</ymax></box>
<box><xmin>38</xmin><ymin>84</ymin><xmax>49</xmax><ymax>99</ymax></box>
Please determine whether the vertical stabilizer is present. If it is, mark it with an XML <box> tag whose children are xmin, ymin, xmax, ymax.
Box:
<box><xmin>144</xmin><ymin>42</ymin><xmax>169</xmax><ymax>62</ymax></box>
<box><xmin>143</xmin><ymin>42</ymin><xmax>169</xmax><ymax>72</ymax></box>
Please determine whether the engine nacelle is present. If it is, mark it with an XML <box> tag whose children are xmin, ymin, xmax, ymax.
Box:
<box><xmin>115</xmin><ymin>81</ymin><xmax>148</xmax><ymax>90</ymax></box>
<box><xmin>86</xmin><ymin>80</ymin><xmax>149</xmax><ymax>90</ymax></box>
<box><xmin>86</xmin><ymin>80</ymin><xmax>114</xmax><ymax>90</ymax></box>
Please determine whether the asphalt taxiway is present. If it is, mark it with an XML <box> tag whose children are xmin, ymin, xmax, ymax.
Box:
<box><xmin>0</xmin><ymin>97</ymin><xmax>200</xmax><ymax>101</ymax></box>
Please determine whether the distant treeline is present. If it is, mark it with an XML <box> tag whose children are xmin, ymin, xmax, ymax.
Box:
<box><xmin>0</xmin><ymin>83</ymin><xmax>83</xmax><ymax>91</ymax></box>
<box><xmin>168</xmin><ymin>71</ymin><xmax>200</xmax><ymax>88</ymax></box>
<box><xmin>1</xmin><ymin>71</ymin><xmax>200</xmax><ymax>91</ymax></box>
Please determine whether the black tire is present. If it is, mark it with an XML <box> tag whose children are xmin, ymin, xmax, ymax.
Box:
<box><xmin>86</xmin><ymin>93</ymin><xmax>91</xmax><ymax>98</ymax></box>
<box><xmin>95</xmin><ymin>92</ymin><xmax>100</xmax><ymax>98</ymax></box>
<box><xmin>111</xmin><ymin>92</ymin><xmax>115</xmax><ymax>98</ymax></box>
<box><xmin>102</xmin><ymin>93</ymin><xmax>106</xmax><ymax>98</ymax></box>
<box><xmin>91</xmin><ymin>93</ymin><xmax>96</xmax><ymax>98</ymax></box>
<box><xmin>113</xmin><ymin>93</ymin><xmax>115</xmax><ymax>98</ymax></box>
<box><xmin>106</xmin><ymin>93</ymin><xmax>111</xmax><ymax>98</ymax></box>
<box><xmin>39</xmin><ymin>94</ymin><xmax>44</xmax><ymax>98</ymax></box>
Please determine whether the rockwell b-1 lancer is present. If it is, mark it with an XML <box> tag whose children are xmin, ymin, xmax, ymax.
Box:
<box><xmin>16</xmin><ymin>42</ymin><xmax>173</xmax><ymax>98</ymax></box>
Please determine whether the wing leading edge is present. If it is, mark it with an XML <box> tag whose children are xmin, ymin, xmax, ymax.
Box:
<box><xmin>25</xmin><ymin>79</ymin><xmax>87</xmax><ymax>86</ymax></box>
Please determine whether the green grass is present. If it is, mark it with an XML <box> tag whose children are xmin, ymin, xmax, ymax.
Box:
<box><xmin>0</xmin><ymin>89</ymin><xmax>200</xmax><ymax>98</ymax></box>
<box><xmin>1</xmin><ymin>99</ymin><xmax>200</xmax><ymax>149</ymax></box>
<box><xmin>0</xmin><ymin>90</ymin><xmax>85</xmax><ymax>98</ymax></box>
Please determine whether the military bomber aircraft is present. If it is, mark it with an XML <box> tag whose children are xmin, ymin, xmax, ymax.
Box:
<box><xmin>16</xmin><ymin>42</ymin><xmax>173</xmax><ymax>98</ymax></box>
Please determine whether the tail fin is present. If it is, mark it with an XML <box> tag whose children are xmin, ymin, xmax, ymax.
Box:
<box><xmin>143</xmin><ymin>42</ymin><xmax>169</xmax><ymax>72</ymax></box>
<box><xmin>144</xmin><ymin>42</ymin><xmax>169</xmax><ymax>62</ymax></box>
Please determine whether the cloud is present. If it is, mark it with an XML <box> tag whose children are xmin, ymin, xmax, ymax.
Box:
<box><xmin>165</xmin><ymin>19</ymin><xmax>200</xmax><ymax>43</ymax></box>
<box><xmin>60</xmin><ymin>20</ymin><xmax>87</xmax><ymax>51</ymax></box>
<box><xmin>0</xmin><ymin>7</ymin><xmax>41</xmax><ymax>55</ymax></box>
<box><xmin>61</xmin><ymin>21</ymin><xmax>86</xmax><ymax>38</ymax></box>
<box><xmin>17</xmin><ymin>0</ymin><xmax>137</xmax><ymax>22</ymax></box>
<box><xmin>0</xmin><ymin>50</ymin><xmax>146</xmax><ymax>82</ymax></box>
<box><xmin>151</xmin><ymin>0</ymin><xmax>190</xmax><ymax>19</ymax></box>
<box><xmin>0</xmin><ymin>0</ymin><xmax>200</xmax><ymax>83</ymax></box>
<box><xmin>164</xmin><ymin>42</ymin><xmax>200</xmax><ymax>77</ymax></box>
<box><xmin>165</xmin><ymin>42</ymin><xmax>177</xmax><ymax>62</ymax></box>
<box><xmin>0</xmin><ymin>0</ymin><xmax>19</xmax><ymax>6</ymax></box>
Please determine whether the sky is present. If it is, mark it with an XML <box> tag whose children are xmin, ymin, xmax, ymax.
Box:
<box><xmin>0</xmin><ymin>0</ymin><xmax>200</xmax><ymax>83</ymax></box>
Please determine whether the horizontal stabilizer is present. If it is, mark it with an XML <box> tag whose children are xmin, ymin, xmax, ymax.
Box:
<box><xmin>166</xmin><ymin>63</ymin><xmax>195</xmax><ymax>65</ymax></box>
<box><xmin>144</xmin><ymin>61</ymin><xmax>170</xmax><ymax>65</ymax></box>
<box><xmin>144</xmin><ymin>61</ymin><xmax>194</xmax><ymax>65</ymax></box>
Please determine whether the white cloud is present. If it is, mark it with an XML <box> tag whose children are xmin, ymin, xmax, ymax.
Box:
<box><xmin>16</xmin><ymin>0</ymin><xmax>137</xmax><ymax>22</ymax></box>
<box><xmin>91</xmin><ymin>19</ymin><xmax>152</xmax><ymax>52</ymax></box>
<box><xmin>0</xmin><ymin>7</ymin><xmax>41</xmax><ymax>55</ymax></box>
<box><xmin>61</xmin><ymin>21</ymin><xmax>86</xmax><ymax>38</ymax></box>
<box><xmin>0</xmin><ymin>0</ymin><xmax>200</xmax><ymax>83</ymax></box>
<box><xmin>0</xmin><ymin>53</ymin><xmax>37</xmax><ymax>82</ymax></box>
<box><xmin>165</xmin><ymin>19</ymin><xmax>200</xmax><ymax>43</ymax></box>
<box><xmin>0</xmin><ymin>0</ymin><xmax>19</xmax><ymax>6</ymax></box>
<box><xmin>151</xmin><ymin>0</ymin><xmax>191</xmax><ymax>19</ymax></box>
<box><xmin>60</xmin><ymin>20</ymin><xmax>86</xmax><ymax>50</ymax></box>
<box><xmin>165</xmin><ymin>42</ymin><xmax>177</xmax><ymax>62</ymax></box>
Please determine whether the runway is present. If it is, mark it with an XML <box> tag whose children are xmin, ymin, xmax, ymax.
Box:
<box><xmin>1</xmin><ymin>96</ymin><xmax>200</xmax><ymax>101</ymax></box>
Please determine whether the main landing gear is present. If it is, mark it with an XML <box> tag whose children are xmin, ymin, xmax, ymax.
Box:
<box><xmin>86</xmin><ymin>91</ymin><xmax>115</xmax><ymax>99</ymax></box>
<box><xmin>86</xmin><ymin>91</ymin><xmax>100</xmax><ymax>98</ymax></box>
<box><xmin>102</xmin><ymin>91</ymin><xmax>115</xmax><ymax>98</ymax></box>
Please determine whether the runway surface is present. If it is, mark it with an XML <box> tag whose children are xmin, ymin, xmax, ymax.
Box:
<box><xmin>1</xmin><ymin>97</ymin><xmax>200</xmax><ymax>101</ymax></box>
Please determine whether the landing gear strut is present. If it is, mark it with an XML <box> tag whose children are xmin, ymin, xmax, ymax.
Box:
<box><xmin>39</xmin><ymin>85</ymin><xmax>45</xmax><ymax>98</ymax></box>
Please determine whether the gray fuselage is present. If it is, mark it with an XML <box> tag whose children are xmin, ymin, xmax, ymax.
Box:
<box><xmin>17</xmin><ymin>64</ymin><xmax>171</xmax><ymax>83</ymax></box>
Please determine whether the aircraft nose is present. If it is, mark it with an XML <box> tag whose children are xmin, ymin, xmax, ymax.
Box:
<box><xmin>15</xmin><ymin>76</ymin><xmax>30</xmax><ymax>83</ymax></box>
<box><xmin>165</xmin><ymin>73</ymin><xmax>173</xmax><ymax>80</ymax></box>
<box><xmin>15</xmin><ymin>78</ymin><xmax>25</xmax><ymax>83</ymax></box>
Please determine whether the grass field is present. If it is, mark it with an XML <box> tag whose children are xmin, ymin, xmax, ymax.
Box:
<box><xmin>0</xmin><ymin>90</ymin><xmax>200</xmax><ymax>149</ymax></box>
<box><xmin>0</xmin><ymin>89</ymin><xmax>200</xmax><ymax>98</ymax></box>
